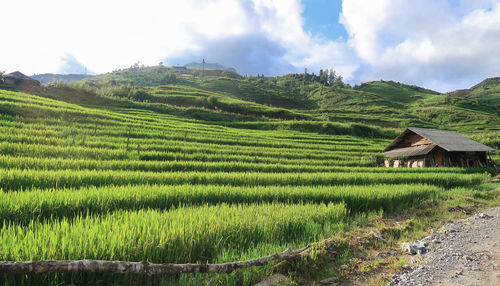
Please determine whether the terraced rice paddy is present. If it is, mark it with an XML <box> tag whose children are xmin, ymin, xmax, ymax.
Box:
<box><xmin>0</xmin><ymin>89</ymin><xmax>492</xmax><ymax>285</ymax></box>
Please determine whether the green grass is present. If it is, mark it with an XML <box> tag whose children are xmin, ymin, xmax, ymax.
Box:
<box><xmin>0</xmin><ymin>203</ymin><xmax>348</xmax><ymax>263</ymax></box>
<box><xmin>0</xmin><ymin>169</ymin><xmax>488</xmax><ymax>191</ymax></box>
<box><xmin>0</xmin><ymin>184</ymin><xmax>439</xmax><ymax>225</ymax></box>
<box><xmin>0</xmin><ymin>74</ymin><xmax>497</xmax><ymax>286</ymax></box>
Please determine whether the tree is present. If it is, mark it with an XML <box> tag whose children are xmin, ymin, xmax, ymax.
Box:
<box><xmin>131</xmin><ymin>62</ymin><xmax>141</xmax><ymax>69</ymax></box>
<box><xmin>319</xmin><ymin>69</ymin><xmax>328</xmax><ymax>85</ymax></box>
<box><xmin>328</xmin><ymin>69</ymin><xmax>336</xmax><ymax>86</ymax></box>
<box><xmin>334</xmin><ymin>74</ymin><xmax>344</xmax><ymax>88</ymax></box>
<box><xmin>162</xmin><ymin>72</ymin><xmax>177</xmax><ymax>85</ymax></box>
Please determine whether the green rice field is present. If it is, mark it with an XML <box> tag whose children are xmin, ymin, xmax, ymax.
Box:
<box><xmin>0</xmin><ymin>89</ymin><xmax>493</xmax><ymax>285</ymax></box>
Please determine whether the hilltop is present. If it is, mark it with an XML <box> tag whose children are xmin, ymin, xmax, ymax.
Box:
<box><xmin>448</xmin><ymin>77</ymin><xmax>500</xmax><ymax>107</ymax></box>
<box><xmin>30</xmin><ymin>73</ymin><xmax>95</xmax><ymax>84</ymax></box>
<box><xmin>184</xmin><ymin>61</ymin><xmax>237</xmax><ymax>72</ymax></box>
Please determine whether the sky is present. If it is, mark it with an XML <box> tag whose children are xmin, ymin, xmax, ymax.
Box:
<box><xmin>1</xmin><ymin>0</ymin><xmax>500</xmax><ymax>92</ymax></box>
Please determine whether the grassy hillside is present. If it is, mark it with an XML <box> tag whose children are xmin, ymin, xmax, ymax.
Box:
<box><xmin>448</xmin><ymin>77</ymin><xmax>500</xmax><ymax>108</ymax></box>
<box><xmin>0</xmin><ymin>66</ymin><xmax>498</xmax><ymax>285</ymax></box>
<box><xmin>77</xmin><ymin>65</ymin><xmax>499</xmax><ymax>133</ymax></box>
<box><xmin>5</xmin><ymin>65</ymin><xmax>498</xmax><ymax>148</ymax></box>
<box><xmin>30</xmin><ymin>73</ymin><xmax>95</xmax><ymax>84</ymax></box>
<box><xmin>0</xmin><ymin>87</ymin><xmax>496</xmax><ymax>285</ymax></box>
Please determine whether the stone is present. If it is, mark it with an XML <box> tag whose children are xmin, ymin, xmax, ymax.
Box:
<box><xmin>369</xmin><ymin>230</ymin><xmax>387</xmax><ymax>243</ymax></box>
<box><xmin>319</xmin><ymin>277</ymin><xmax>339</xmax><ymax>285</ymax></box>
<box><xmin>254</xmin><ymin>274</ymin><xmax>287</xmax><ymax>286</ymax></box>
<box><xmin>402</xmin><ymin>241</ymin><xmax>428</xmax><ymax>255</ymax></box>
<box><xmin>477</xmin><ymin>213</ymin><xmax>493</xmax><ymax>219</ymax></box>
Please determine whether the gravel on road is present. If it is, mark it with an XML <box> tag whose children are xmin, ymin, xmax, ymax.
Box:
<box><xmin>391</xmin><ymin>207</ymin><xmax>500</xmax><ymax>286</ymax></box>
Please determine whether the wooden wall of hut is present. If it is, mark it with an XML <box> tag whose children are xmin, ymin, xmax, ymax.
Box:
<box><xmin>394</xmin><ymin>133</ymin><xmax>434</xmax><ymax>148</ymax></box>
<box><xmin>432</xmin><ymin>147</ymin><xmax>448</xmax><ymax>167</ymax></box>
<box><xmin>425</xmin><ymin>148</ymin><xmax>488</xmax><ymax>167</ymax></box>
<box><xmin>385</xmin><ymin>151</ymin><xmax>488</xmax><ymax>168</ymax></box>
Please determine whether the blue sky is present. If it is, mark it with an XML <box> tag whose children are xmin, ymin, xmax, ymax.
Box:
<box><xmin>1</xmin><ymin>0</ymin><xmax>500</xmax><ymax>92</ymax></box>
<box><xmin>302</xmin><ymin>0</ymin><xmax>347</xmax><ymax>41</ymax></box>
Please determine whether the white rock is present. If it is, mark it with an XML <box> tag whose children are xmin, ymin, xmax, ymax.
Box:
<box><xmin>402</xmin><ymin>241</ymin><xmax>428</xmax><ymax>255</ymax></box>
<box><xmin>477</xmin><ymin>213</ymin><xmax>493</xmax><ymax>219</ymax></box>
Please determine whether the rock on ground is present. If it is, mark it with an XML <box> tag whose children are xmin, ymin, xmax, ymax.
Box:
<box><xmin>391</xmin><ymin>207</ymin><xmax>500</xmax><ymax>286</ymax></box>
<box><xmin>253</xmin><ymin>274</ymin><xmax>287</xmax><ymax>286</ymax></box>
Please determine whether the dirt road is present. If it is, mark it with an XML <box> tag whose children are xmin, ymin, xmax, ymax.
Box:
<box><xmin>392</xmin><ymin>207</ymin><xmax>500</xmax><ymax>286</ymax></box>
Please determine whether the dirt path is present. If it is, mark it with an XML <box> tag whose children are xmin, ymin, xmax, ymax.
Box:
<box><xmin>392</xmin><ymin>207</ymin><xmax>500</xmax><ymax>286</ymax></box>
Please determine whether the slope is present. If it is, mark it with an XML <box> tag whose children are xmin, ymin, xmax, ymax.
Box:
<box><xmin>0</xmin><ymin>84</ymin><xmax>496</xmax><ymax>286</ymax></box>
<box><xmin>78</xmin><ymin>65</ymin><xmax>499</xmax><ymax>133</ymax></box>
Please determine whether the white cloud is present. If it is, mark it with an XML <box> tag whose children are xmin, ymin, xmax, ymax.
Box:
<box><xmin>0</xmin><ymin>0</ymin><xmax>355</xmax><ymax>79</ymax></box>
<box><xmin>2</xmin><ymin>0</ymin><xmax>498</xmax><ymax>91</ymax></box>
<box><xmin>341</xmin><ymin>0</ymin><xmax>500</xmax><ymax>91</ymax></box>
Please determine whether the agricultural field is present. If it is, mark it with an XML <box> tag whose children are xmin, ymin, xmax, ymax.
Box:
<box><xmin>0</xmin><ymin>80</ymin><xmax>496</xmax><ymax>286</ymax></box>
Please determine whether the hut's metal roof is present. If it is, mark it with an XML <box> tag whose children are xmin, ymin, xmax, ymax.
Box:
<box><xmin>384</xmin><ymin>144</ymin><xmax>436</xmax><ymax>157</ymax></box>
<box><xmin>408</xmin><ymin>127</ymin><xmax>495</xmax><ymax>152</ymax></box>
<box><xmin>384</xmin><ymin>127</ymin><xmax>495</xmax><ymax>153</ymax></box>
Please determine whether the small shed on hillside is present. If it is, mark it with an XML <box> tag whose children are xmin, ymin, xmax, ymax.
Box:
<box><xmin>383</xmin><ymin>127</ymin><xmax>496</xmax><ymax>168</ymax></box>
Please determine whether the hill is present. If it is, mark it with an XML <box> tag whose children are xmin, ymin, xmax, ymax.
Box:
<box><xmin>184</xmin><ymin>61</ymin><xmax>237</xmax><ymax>72</ymax></box>
<box><xmin>448</xmin><ymin>77</ymin><xmax>500</xmax><ymax>107</ymax></box>
<box><xmin>0</xmin><ymin>82</ymin><xmax>498</xmax><ymax>286</ymax></box>
<box><xmin>30</xmin><ymin>73</ymin><xmax>95</xmax><ymax>84</ymax></box>
<box><xmin>14</xmin><ymin>65</ymin><xmax>496</xmax><ymax>150</ymax></box>
<box><xmin>0</xmin><ymin>68</ymin><xmax>498</xmax><ymax>285</ymax></box>
<box><xmin>0</xmin><ymin>71</ymin><xmax>41</xmax><ymax>92</ymax></box>
<box><xmin>75</xmin><ymin>65</ymin><xmax>499</xmax><ymax>134</ymax></box>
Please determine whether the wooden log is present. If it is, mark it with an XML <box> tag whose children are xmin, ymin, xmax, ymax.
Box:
<box><xmin>0</xmin><ymin>247</ymin><xmax>308</xmax><ymax>276</ymax></box>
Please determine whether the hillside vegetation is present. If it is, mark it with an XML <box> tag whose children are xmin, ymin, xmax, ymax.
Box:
<box><xmin>76</xmin><ymin>65</ymin><xmax>500</xmax><ymax>132</ymax></box>
<box><xmin>0</xmin><ymin>65</ymin><xmax>498</xmax><ymax>285</ymax></box>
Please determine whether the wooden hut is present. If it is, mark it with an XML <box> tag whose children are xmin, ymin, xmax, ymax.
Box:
<box><xmin>383</xmin><ymin>127</ymin><xmax>495</xmax><ymax>168</ymax></box>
